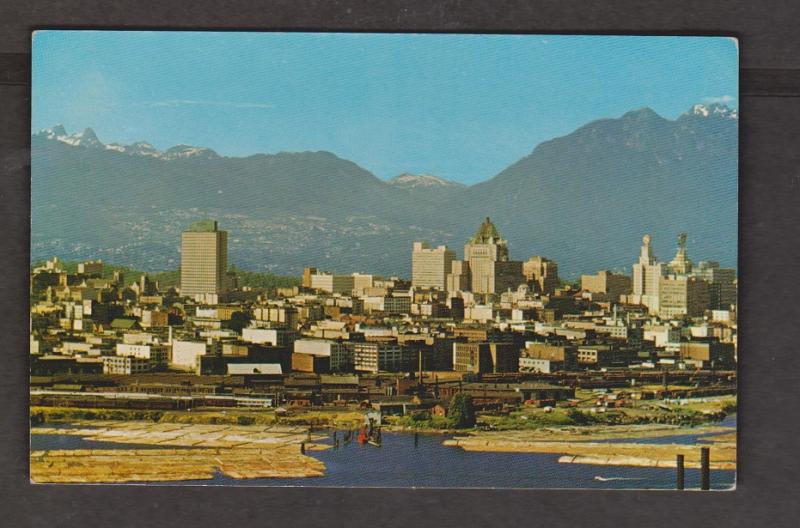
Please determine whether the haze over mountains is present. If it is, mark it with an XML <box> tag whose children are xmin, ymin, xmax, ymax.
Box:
<box><xmin>31</xmin><ymin>103</ymin><xmax>737</xmax><ymax>278</ymax></box>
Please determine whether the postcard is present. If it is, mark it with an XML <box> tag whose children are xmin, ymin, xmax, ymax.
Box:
<box><xmin>30</xmin><ymin>31</ymin><xmax>737</xmax><ymax>489</ymax></box>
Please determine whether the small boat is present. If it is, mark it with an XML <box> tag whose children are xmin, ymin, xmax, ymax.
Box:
<box><xmin>594</xmin><ymin>476</ymin><xmax>644</xmax><ymax>482</ymax></box>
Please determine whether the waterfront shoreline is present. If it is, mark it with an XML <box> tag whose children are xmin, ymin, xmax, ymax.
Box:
<box><xmin>30</xmin><ymin>413</ymin><xmax>736</xmax><ymax>483</ymax></box>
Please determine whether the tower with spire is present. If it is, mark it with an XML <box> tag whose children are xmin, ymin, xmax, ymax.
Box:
<box><xmin>632</xmin><ymin>234</ymin><xmax>665</xmax><ymax>313</ymax></box>
<box><xmin>462</xmin><ymin>217</ymin><xmax>523</xmax><ymax>295</ymax></box>
<box><xmin>668</xmin><ymin>232</ymin><xmax>692</xmax><ymax>275</ymax></box>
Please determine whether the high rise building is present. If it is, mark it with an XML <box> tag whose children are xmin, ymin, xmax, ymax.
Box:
<box><xmin>446</xmin><ymin>260</ymin><xmax>471</xmax><ymax>293</ymax></box>
<box><xmin>659</xmin><ymin>275</ymin><xmax>710</xmax><ymax>319</ymax></box>
<box><xmin>180</xmin><ymin>220</ymin><xmax>228</xmax><ymax>298</ymax></box>
<box><xmin>658</xmin><ymin>233</ymin><xmax>716</xmax><ymax>318</ymax></box>
<box><xmin>631</xmin><ymin>234</ymin><xmax>664</xmax><ymax>313</ymax></box>
<box><xmin>523</xmin><ymin>256</ymin><xmax>560</xmax><ymax>295</ymax></box>
<box><xmin>302</xmin><ymin>267</ymin><xmax>318</xmax><ymax>289</ymax></box>
<box><xmin>692</xmin><ymin>261</ymin><xmax>737</xmax><ymax>309</ymax></box>
<box><xmin>464</xmin><ymin>217</ymin><xmax>524</xmax><ymax>294</ymax></box>
<box><xmin>581</xmin><ymin>270</ymin><xmax>632</xmax><ymax>301</ymax></box>
<box><xmin>411</xmin><ymin>242</ymin><xmax>455</xmax><ymax>290</ymax></box>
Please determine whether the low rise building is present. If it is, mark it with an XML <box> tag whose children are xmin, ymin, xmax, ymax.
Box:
<box><xmin>292</xmin><ymin>353</ymin><xmax>331</xmax><ymax>373</ymax></box>
<box><xmin>576</xmin><ymin>345</ymin><xmax>638</xmax><ymax>369</ymax></box>
<box><xmin>679</xmin><ymin>340</ymin><xmax>736</xmax><ymax>369</ymax></box>
<box><xmin>348</xmin><ymin>342</ymin><xmax>412</xmax><ymax>373</ymax></box>
<box><xmin>309</xmin><ymin>272</ymin><xmax>356</xmax><ymax>294</ymax></box>
<box><xmin>242</xmin><ymin>327</ymin><xmax>298</xmax><ymax>347</ymax></box>
<box><xmin>453</xmin><ymin>342</ymin><xmax>519</xmax><ymax>373</ymax></box>
<box><xmin>103</xmin><ymin>355</ymin><xmax>154</xmax><ymax>375</ymax></box>
<box><xmin>293</xmin><ymin>338</ymin><xmax>353</xmax><ymax>372</ymax></box>
<box><xmin>171</xmin><ymin>340</ymin><xmax>211</xmax><ymax>371</ymax></box>
<box><xmin>521</xmin><ymin>343</ymin><xmax>578</xmax><ymax>371</ymax></box>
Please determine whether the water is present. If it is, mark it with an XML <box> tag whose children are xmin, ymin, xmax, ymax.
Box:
<box><xmin>30</xmin><ymin>417</ymin><xmax>736</xmax><ymax>490</ymax></box>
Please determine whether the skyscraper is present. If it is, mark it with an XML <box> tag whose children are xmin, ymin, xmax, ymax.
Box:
<box><xmin>464</xmin><ymin>217</ymin><xmax>523</xmax><ymax>294</ymax></box>
<box><xmin>692</xmin><ymin>261</ymin><xmax>737</xmax><ymax>310</ymax></box>
<box><xmin>180</xmin><ymin>220</ymin><xmax>228</xmax><ymax>298</ymax></box>
<box><xmin>631</xmin><ymin>234</ymin><xmax>664</xmax><ymax>313</ymax></box>
<box><xmin>412</xmin><ymin>242</ymin><xmax>455</xmax><ymax>290</ymax></box>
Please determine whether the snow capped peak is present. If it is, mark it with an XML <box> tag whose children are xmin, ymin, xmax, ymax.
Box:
<box><xmin>53</xmin><ymin>126</ymin><xmax>105</xmax><ymax>148</ymax></box>
<box><xmin>33</xmin><ymin>125</ymin><xmax>221</xmax><ymax>160</ymax></box>
<box><xmin>388</xmin><ymin>172</ymin><xmax>463</xmax><ymax>189</ymax></box>
<box><xmin>123</xmin><ymin>141</ymin><xmax>161</xmax><ymax>157</ymax></box>
<box><xmin>162</xmin><ymin>144</ymin><xmax>220</xmax><ymax>160</ymax></box>
<box><xmin>80</xmin><ymin>127</ymin><xmax>99</xmax><ymax>142</ymax></box>
<box><xmin>49</xmin><ymin>124</ymin><xmax>67</xmax><ymax>137</ymax></box>
<box><xmin>35</xmin><ymin>124</ymin><xmax>68</xmax><ymax>139</ymax></box>
<box><xmin>688</xmin><ymin>103</ymin><xmax>738</xmax><ymax>120</ymax></box>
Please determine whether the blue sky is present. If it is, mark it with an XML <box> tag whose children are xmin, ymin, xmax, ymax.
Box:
<box><xmin>32</xmin><ymin>31</ymin><xmax>738</xmax><ymax>184</ymax></box>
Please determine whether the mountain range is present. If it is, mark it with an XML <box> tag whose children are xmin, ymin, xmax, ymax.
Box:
<box><xmin>31</xmin><ymin>103</ymin><xmax>738</xmax><ymax>278</ymax></box>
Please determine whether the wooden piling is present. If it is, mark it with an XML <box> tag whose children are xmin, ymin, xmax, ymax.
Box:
<box><xmin>676</xmin><ymin>454</ymin><xmax>685</xmax><ymax>490</ymax></box>
<box><xmin>700</xmin><ymin>447</ymin><xmax>710</xmax><ymax>490</ymax></box>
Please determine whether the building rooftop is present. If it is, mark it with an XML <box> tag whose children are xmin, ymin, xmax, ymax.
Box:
<box><xmin>227</xmin><ymin>363</ymin><xmax>283</xmax><ymax>375</ymax></box>
<box><xmin>186</xmin><ymin>219</ymin><xmax>219</xmax><ymax>232</ymax></box>
<box><xmin>110</xmin><ymin>318</ymin><xmax>139</xmax><ymax>330</ymax></box>
<box><xmin>469</xmin><ymin>217</ymin><xmax>503</xmax><ymax>244</ymax></box>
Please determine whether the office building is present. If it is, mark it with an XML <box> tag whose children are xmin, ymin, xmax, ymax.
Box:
<box><xmin>102</xmin><ymin>355</ymin><xmax>154</xmax><ymax>375</ymax></box>
<box><xmin>659</xmin><ymin>275</ymin><xmax>710</xmax><ymax>319</ymax></box>
<box><xmin>77</xmin><ymin>260</ymin><xmax>103</xmax><ymax>277</ymax></box>
<box><xmin>523</xmin><ymin>256</ymin><xmax>560</xmax><ymax>295</ymax></box>
<box><xmin>446</xmin><ymin>260</ymin><xmax>471</xmax><ymax>293</ymax></box>
<box><xmin>581</xmin><ymin>270</ymin><xmax>632</xmax><ymax>301</ymax></box>
<box><xmin>309</xmin><ymin>272</ymin><xmax>355</xmax><ymax>294</ymax></box>
<box><xmin>453</xmin><ymin>342</ymin><xmax>519</xmax><ymax>373</ymax></box>
<box><xmin>411</xmin><ymin>242</ymin><xmax>455</xmax><ymax>290</ymax></box>
<box><xmin>302</xmin><ymin>267</ymin><xmax>318</xmax><ymax>289</ymax></box>
<box><xmin>693</xmin><ymin>261</ymin><xmax>737</xmax><ymax>309</ymax></box>
<box><xmin>180</xmin><ymin>220</ymin><xmax>228</xmax><ymax>298</ymax></box>
<box><xmin>349</xmin><ymin>342</ymin><xmax>412</xmax><ymax>373</ymax></box>
<box><xmin>242</xmin><ymin>327</ymin><xmax>299</xmax><ymax>347</ymax></box>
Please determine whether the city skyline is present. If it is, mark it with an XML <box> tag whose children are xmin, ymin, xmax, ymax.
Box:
<box><xmin>30</xmin><ymin>32</ymin><xmax>738</xmax><ymax>490</ymax></box>
<box><xmin>32</xmin><ymin>31</ymin><xmax>738</xmax><ymax>184</ymax></box>
<box><xmin>35</xmin><ymin>219</ymin><xmax>734</xmax><ymax>282</ymax></box>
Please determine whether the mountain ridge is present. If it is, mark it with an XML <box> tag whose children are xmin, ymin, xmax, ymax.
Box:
<box><xmin>31</xmin><ymin>103</ymin><xmax>738</xmax><ymax>277</ymax></box>
<box><xmin>33</xmin><ymin>102</ymin><xmax>736</xmax><ymax>185</ymax></box>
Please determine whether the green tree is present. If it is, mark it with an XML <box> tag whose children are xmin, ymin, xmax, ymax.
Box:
<box><xmin>449</xmin><ymin>393</ymin><xmax>476</xmax><ymax>428</ymax></box>
<box><xmin>567</xmin><ymin>409</ymin><xmax>595</xmax><ymax>426</ymax></box>
<box><xmin>228</xmin><ymin>311</ymin><xmax>251</xmax><ymax>334</ymax></box>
